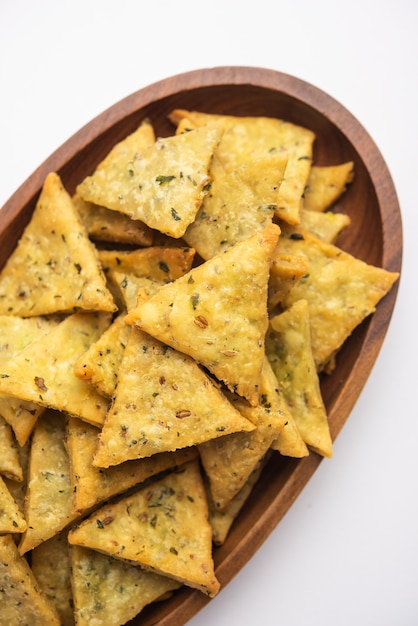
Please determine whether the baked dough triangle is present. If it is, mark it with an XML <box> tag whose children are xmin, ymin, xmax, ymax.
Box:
<box><xmin>126</xmin><ymin>224</ymin><xmax>280</xmax><ymax>406</ymax></box>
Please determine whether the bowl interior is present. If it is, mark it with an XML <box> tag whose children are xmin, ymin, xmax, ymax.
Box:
<box><xmin>0</xmin><ymin>67</ymin><xmax>402</xmax><ymax>626</ymax></box>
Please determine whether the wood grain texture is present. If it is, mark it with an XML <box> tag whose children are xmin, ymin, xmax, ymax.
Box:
<box><xmin>0</xmin><ymin>67</ymin><xmax>402</xmax><ymax>626</ymax></box>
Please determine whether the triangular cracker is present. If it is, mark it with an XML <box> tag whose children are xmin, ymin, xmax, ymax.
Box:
<box><xmin>3</xmin><ymin>441</ymin><xmax>30</xmax><ymax>515</ymax></box>
<box><xmin>93</xmin><ymin>327</ymin><xmax>255</xmax><ymax>468</ymax></box>
<box><xmin>0</xmin><ymin>172</ymin><xmax>116</xmax><ymax>317</ymax></box>
<box><xmin>169</xmin><ymin>109</ymin><xmax>315</xmax><ymax>225</ymax></box>
<box><xmin>68</xmin><ymin>459</ymin><xmax>220</xmax><ymax>597</ymax></box>
<box><xmin>208</xmin><ymin>455</ymin><xmax>268</xmax><ymax>546</ymax></box>
<box><xmin>0</xmin><ymin>312</ymin><xmax>111</xmax><ymax>427</ymax></box>
<box><xmin>18</xmin><ymin>410</ymin><xmax>79</xmax><ymax>554</ymax></box>
<box><xmin>0</xmin><ymin>415</ymin><xmax>23</xmax><ymax>482</ymax></box>
<box><xmin>0</xmin><ymin>314</ymin><xmax>60</xmax><ymax>445</ymax></box>
<box><xmin>0</xmin><ymin>475</ymin><xmax>27</xmax><ymax>533</ymax></box>
<box><xmin>31</xmin><ymin>531</ymin><xmax>74</xmax><ymax>626</ymax></box>
<box><xmin>303</xmin><ymin>161</ymin><xmax>354</xmax><ymax>212</ymax></box>
<box><xmin>0</xmin><ymin>534</ymin><xmax>61</xmax><ymax>625</ymax></box>
<box><xmin>266</xmin><ymin>299</ymin><xmax>332</xmax><ymax>457</ymax></box>
<box><xmin>275</xmin><ymin>229</ymin><xmax>400</xmax><ymax>370</ymax></box>
<box><xmin>66</xmin><ymin>417</ymin><xmax>198</xmax><ymax>513</ymax></box>
<box><xmin>199</xmin><ymin>358</ymin><xmax>287</xmax><ymax>510</ymax></box>
<box><xmin>292</xmin><ymin>208</ymin><xmax>351</xmax><ymax>242</ymax></box>
<box><xmin>77</xmin><ymin>124</ymin><xmax>223</xmax><ymax>238</ymax></box>
<box><xmin>70</xmin><ymin>545</ymin><xmax>181</xmax><ymax>626</ymax></box>
<box><xmin>74</xmin><ymin>192</ymin><xmax>154</xmax><ymax>246</ymax></box>
<box><xmin>126</xmin><ymin>224</ymin><xmax>280</xmax><ymax>406</ymax></box>
<box><xmin>183</xmin><ymin>153</ymin><xmax>288</xmax><ymax>259</ymax></box>
<box><xmin>74</xmin><ymin>313</ymin><xmax>131</xmax><ymax>398</ymax></box>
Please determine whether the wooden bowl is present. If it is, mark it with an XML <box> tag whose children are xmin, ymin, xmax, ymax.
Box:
<box><xmin>0</xmin><ymin>67</ymin><xmax>402</xmax><ymax>625</ymax></box>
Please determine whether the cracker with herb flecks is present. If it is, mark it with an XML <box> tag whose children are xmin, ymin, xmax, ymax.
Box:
<box><xmin>270</xmin><ymin>404</ymin><xmax>309</xmax><ymax>458</ymax></box>
<box><xmin>208</xmin><ymin>455</ymin><xmax>268</xmax><ymax>546</ymax></box>
<box><xmin>0</xmin><ymin>534</ymin><xmax>61</xmax><ymax>625</ymax></box>
<box><xmin>303</xmin><ymin>162</ymin><xmax>354</xmax><ymax>212</ymax></box>
<box><xmin>0</xmin><ymin>415</ymin><xmax>22</xmax><ymax>482</ymax></box>
<box><xmin>110</xmin><ymin>271</ymin><xmax>162</xmax><ymax>311</ymax></box>
<box><xmin>74</xmin><ymin>313</ymin><xmax>131</xmax><ymax>398</ymax></box>
<box><xmin>31</xmin><ymin>531</ymin><xmax>74</xmax><ymax>626</ymax></box>
<box><xmin>183</xmin><ymin>152</ymin><xmax>288</xmax><ymax>260</ymax></box>
<box><xmin>69</xmin><ymin>544</ymin><xmax>181</xmax><ymax>626</ymax></box>
<box><xmin>275</xmin><ymin>229</ymin><xmax>400</xmax><ymax>371</ymax></box>
<box><xmin>73</xmin><ymin>193</ymin><xmax>154</xmax><ymax>247</ymax></box>
<box><xmin>125</xmin><ymin>224</ymin><xmax>280</xmax><ymax>406</ymax></box>
<box><xmin>68</xmin><ymin>459</ymin><xmax>220</xmax><ymax>597</ymax></box>
<box><xmin>169</xmin><ymin>109</ymin><xmax>315</xmax><ymax>225</ymax></box>
<box><xmin>93</xmin><ymin>327</ymin><xmax>255</xmax><ymax>468</ymax></box>
<box><xmin>3</xmin><ymin>441</ymin><xmax>30</xmax><ymax>516</ymax></box>
<box><xmin>268</xmin><ymin>251</ymin><xmax>310</xmax><ymax>311</ymax></box>
<box><xmin>18</xmin><ymin>410</ymin><xmax>79</xmax><ymax>554</ymax></box>
<box><xmin>266</xmin><ymin>299</ymin><xmax>332</xmax><ymax>458</ymax></box>
<box><xmin>98</xmin><ymin>245</ymin><xmax>195</xmax><ymax>311</ymax></box>
<box><xmin>0</xmin><ymin>475</ymin><xmax>27</xmax><ymax>534</ymax></box>
<box><xmin>292</xmin><ymin>208</ymin><xmax>351</xmax><ymax>242</ymax></box>
<box><xmin>77</xmin><ymin>124</ymin><xmax>223</xmax><ymax>238</ymax></box>
<box><xmin>66</xmin><ymin>416</ymin><xmax>198</xmax><ymax>514</ymax></box>
<box><xmin>0</xmin><ymin>312</ymin><xmax>111</xmax><ymax>427</ymax></box>
<box><xmin>0</xmin><ymin>314</ymin><xmax>61</xmax><ymax>445</ymax></box>
<box><xmin>199</xmin><ymin>358</ymin><xmax>287</xmax><ymax>511</ymax></box>
<box><xmin>0</xmin><ymin>172</ymin><xmax>117</xmax><ymax>317</ymax></box>
<box><xmin>98</xmin><ymin>246</ymin><xmax>196</xmax><ymax>279</ymax></box>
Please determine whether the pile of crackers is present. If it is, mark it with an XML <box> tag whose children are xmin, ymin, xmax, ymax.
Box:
<box><xmin>0</xmin><ymin>110</ymin><xmax>399</xmax><ymax>625</ymax></box>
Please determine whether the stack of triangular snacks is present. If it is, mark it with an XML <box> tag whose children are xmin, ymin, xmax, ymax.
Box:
<box><xmin>0</xmin><ymin>112</ymin><xmax>398</xmax><ymax>626</ymax></box>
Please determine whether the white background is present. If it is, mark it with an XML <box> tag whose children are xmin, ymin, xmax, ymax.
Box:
<box><xmin>0</xmin><ymin>1</ymin><xmax>416</xmax><ymax>624</ymax></box>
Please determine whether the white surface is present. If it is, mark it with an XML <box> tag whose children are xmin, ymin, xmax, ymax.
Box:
<box><xmin>0</xmin><ymin>1</ymin><xmax>416</xmax><ymax>624</ymax></box>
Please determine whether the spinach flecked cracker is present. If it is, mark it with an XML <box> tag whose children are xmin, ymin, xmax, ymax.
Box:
<box><xmin>126</xmin><ymin>224</ymin><xmax>280</xmax><ymax>406</ymax></box>
<box><xmin>0</xmin><ymin>534</ymin><xmax>61</xmax><ymax>625</ymax></box>
<box><xmin>77</xmin><ymin>123</ymin><xmax>223</xmax><ymax>238</ymax></box>
<box><xmin>68</xmin><ymin>459</ymin><xmax>220</xmax><ymax>597</ymax></box>
<box><xmin>0</xmin><ymin>172</ymin><xmax>116</xmax><ymax>317</ymax></box>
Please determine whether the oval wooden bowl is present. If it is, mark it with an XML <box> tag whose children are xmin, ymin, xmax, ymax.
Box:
<box><xmin>0</xmin><ymin>67</ymin><xmax>402</xmax><ymax>625</ymax></box>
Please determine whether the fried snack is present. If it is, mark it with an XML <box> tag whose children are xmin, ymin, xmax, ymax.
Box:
<box><xmin>70</xmin><ymin>545</ymin><xmax>181</xmax><ymax>626</ymax></box>
<box><xmin>98</xmin><ymin>245</ymin><xmax>196</xmax><ymax>309</ymax></box>
<box><xmin>74</xmin><ymin>313</ymin><xmax>130</xmax><ymax>398</ymax></box>
<box><xmin>0</xmin><ymin>172</ymin><xmax>116</xmax><ymax>317</ymax></box>
<box><xmin>74</xmin><ymin>193</ymin><xmax>154</xmax><ymax>247</ymax></box>
<box><xmin>294</xmin><ymin>208</ymin><xmax>351</xmax><ymax>242</ymax></box>
<box><xmin>0</xmin><ymin>475</ymin><xmax>27</xmax><ymax>533</ymax></box>
<box><xmin>268</xmin><ymin>251</ymin><xmax>310</xmax><ymax>311</ymax></box>
<box><xmin>303</xmin><ymin>162</ymin><xmax>354</xmax><ymax>212</ymax></box>
<box><xmin>0</xmin><ymin>534</ymin><xmax>61</xmax><ymax>625</ymax></box>
<box><xmin>0</xmin><ymin>312</ymin><xmax>111</xmax><ymax>427</ymax></box>
<box><xmin>183</xmin><ymin>153</ymin><xmax>288</xmax><ymax>259</ymax></box>
<box><xmin>0</xmin><ymin>415</ymin><xmax>22</xmax><ymax>482</ymax></box>
<box><xmin>0</xmin><ymin>314</ymin><xmax>60</xmax><ymax>445</ymax></box>
<box><xmin>169</xmin><ymin>109</ymin><xmax>315</xmax><ymax>225</ymax></box>
<box><xmin>77</xmin><ymin>124</ymin><xmax>223</xmax><ymax>238</ymax></box>
<box><xmin>208</xmin><ymin>456</ymin><xmax>268</xmax><ymax>546</ymax></box>
<box><xmin>126</xmin><ymin>224</ymin><xmax>280</xmax><ymax>406</ymax></box>
<box><xmin>275</xmin><ymin>229</ymin><xmax>400</xmax><ymax>370</ymax></box>
<box><xmin>3</xmin><ymin>441</ymin><xmax>30</xmax><ymax>515</ymax></box>
<box><xmin>18</xmin><ymin>411</ymin><xmax>79</xmax><ymax>554</ymax></box>
<box><xmin>66</xmin><ymin>417</ymin><xmax>198</xmax><ymax>514</ymax></box>
<box><xmin>199</xmin><ymin>358</ymin><xmax>287</xmax><ymax>511</ymax></box>
<box><xmin>93</xmin><ymin>327</ymin><xmax>254</xmax><ymax>468</ymax></box>
<box><xmin>31</xmin><ymin>532</ymin><xmax>74</xmax><ymax>626</ymax></box>
<box><xmin>266</xmin><ymin>299</ymin><xmax>332</xmax><ymax>458</ymax></box>
<box><xmin>68</xmin><ymin>459</ymin><xmax>220</xmax><ymax>597</ymax></box>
